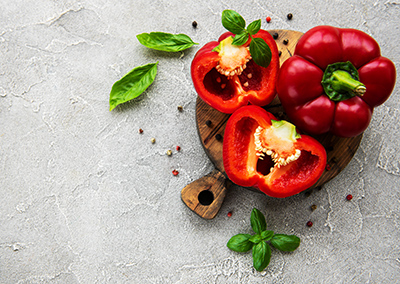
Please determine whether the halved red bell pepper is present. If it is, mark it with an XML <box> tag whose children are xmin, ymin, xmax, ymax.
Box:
<box><xmin>277</xmin><ymin>25</ymin><xmax>396</xmax><ymax>137</ymax></box>
<box><xmin>223</xmin><ymin>105</ymin><xmax>327</xmax><ymax>198</ymax></box>
<box><xmin>191</xmin><ymin>30</ymin><xmax>280</xmax><ymax>113</ymax></box>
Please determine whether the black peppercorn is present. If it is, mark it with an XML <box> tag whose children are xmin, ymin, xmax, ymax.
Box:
<box><xmin>273</xmin><ymin>32</ymin><xmax>279</xmax><ymax>40</ymax></box>
<box><xmin>192</xmin><ymin>21</ymin><xmax>198</xmax><ymax>28</ymax></box>
<box><xmin>215</xmin><ymin>134</ymin><xmax>222</xmax><ymax>141</ymax></box>
<box><xmin>205</xmin><ymin>120</ymin><xmax>212</xmax><ymax>127</ymax></box>
<box><xmin>278</xmin><ymin>51</ymin><xmax>282</xmax><ymax>57</ymax></box>
<box><xmin>283</xmin><ymin>39</ymin><xmax>289</xmax><ymax>45</ymax></box>
<box><xmin>287</xmin><ymin>13</ymin><xmax>293</xmax><ymax>20</ymax></box>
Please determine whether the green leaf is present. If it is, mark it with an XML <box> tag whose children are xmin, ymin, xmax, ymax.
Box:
<box><xmin>232</xmin><ymin>31</ymin><xmax>249</xmax><ymax>46</ymax></box>
<box><xmin>247</xmin><ymin>19</ymin><xmax>261</xmax><ymax>35</ymax></box>
<box><xmin>227</xmin><ymin>234</ymin><xmax>253</xmax><ymax>252</ymax></box>
<box><xmin>249</xmin><ymin>234</ymin><xmax>262</xmax><ymax>244</ymax></box>
<box><xmin>221</xmin><ymin>10</ymin><xmax>246</xmax><ymax>34</ymax></box>
<box><xmin>270</xmin><ymin>234</ymin><xmax>301</xmax><ymax>252</ymax></box>
<box><xmin>249</xmin><ymin>37</ymin><xmax>272</xmax><ymax>68</ymax></box>
<box><xmin>136</xmin><ymin>32</ymin><xmax>198</xmax><ymax>52</ymax></box>
<box><xmin>252</xmin><ymin>241</ymin><xmax>271</xmax><ymax>272</ymax></box>
<box><xmin>261</xmin><ymin>230</ymin><xmax>274</xmax><ymax>241</ymax></box>
<box><xmin>251</xmin><ymin>208</ymin><xmax>267</xmax><ymax>234</ymax></box>
<box><xmin>109</xmin><ymin>62</ymin><xmax>158</xmax><ymax>111</ymax></box>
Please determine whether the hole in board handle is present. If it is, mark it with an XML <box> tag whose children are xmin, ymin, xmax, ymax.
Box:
<box><xmin>198</xmin><ymin>190</ymin><xmax>214</xmax><ymax>206</ymax></box>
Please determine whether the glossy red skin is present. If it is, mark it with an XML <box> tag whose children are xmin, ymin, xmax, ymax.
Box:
<box><xmin>223</xmin><ymin>105</ymin><xmax>327</xmax><ymax>198</ymax></box>
<box><xmin>191</xmin><ymin>30</ymin><xmax>280</xmax><ymax>113</ymax></box>
<box><xmin>277</xmin><ymin>26</ymin><xmax>396</xmax><ymax>137</ymax></box>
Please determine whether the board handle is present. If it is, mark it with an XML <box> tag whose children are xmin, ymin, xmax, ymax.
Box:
<box><xmin>181</xmin><ymin>169</ymin><xmax>229</xmax><ymax>219</ymax></box>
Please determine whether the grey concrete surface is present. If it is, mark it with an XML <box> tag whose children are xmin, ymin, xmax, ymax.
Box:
<box><xmin>1</xmin><ymin>0</ymin><xmax>399</xmax><ymax>283</ymax></box>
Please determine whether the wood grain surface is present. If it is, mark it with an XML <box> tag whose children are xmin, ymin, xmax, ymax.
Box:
<box><xmin>182</xmin><ymin>29</ymin><xmax>363</xmax><ymax>219</ymax></box>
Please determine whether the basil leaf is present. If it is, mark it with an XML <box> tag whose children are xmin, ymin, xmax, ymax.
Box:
<box><xmin>249</xmin><ymin>37</ymin><xmax>272</xmax><ymax>68</ymax></box>
<box><xmin>109</xmin><ymin>62</ymin><xmax>158</xmax><ymax>111</ymax></box>
<box><xmin>251</xmin><ymin>208</ymin><xmax>267</xmax><ymax>234</ymax></box>
<box><xmin>249</xmin><ymin>234</ymin><xmax>262</xmax><ymax>244</ymax></box>
<box><xmin>252</xmin><ymin>241</ymin><xmax>271</xmax><ymax>272</ymax></box>
<box><xmin>227</xmin><ymin>234</ymin><xmax>253</xmax><ymax>252</ymax></box>
<box><xmin>136</xmin><ymin>32</ymin><xmax>198</xmax><ymax>52</ymax></box>
<box><xmin>232</xmin><ymin>31</ymin><xmax>249</xmax><ymax>46</ymax></box>
<box><xmin>261</xmin><ymin>230</ymin><xmax>274</xmax><ymax>241</ymax></box>
<box><xmin>221</xmin><ymin>10</ymin><xmax>246</xmax><ymax>34</ymax></box>
<box><xmin>270</xmin><ymin>234</ymin><xmax>301</xmax><ymax>252</ymax></box>
<box><xmin>247</xmin><ymin>19</ymin><xmax>261</xmax><ymax>35</ymax></box>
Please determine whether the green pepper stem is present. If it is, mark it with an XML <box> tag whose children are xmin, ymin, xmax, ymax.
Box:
<box><xmin>330</xmin><ymin>70</ymin><xmax>366</xmax><ymax>96</ymax></box>
<box><xmin>321</xmin><ymin>61</ymin><xmax>366</xmax><ymax>102</ymax></box>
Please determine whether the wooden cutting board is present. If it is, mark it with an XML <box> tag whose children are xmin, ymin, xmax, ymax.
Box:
<box><xmin>181</xmin><ymin>30</ymin><xmax>363</xmax><ymax>219</ymax></box>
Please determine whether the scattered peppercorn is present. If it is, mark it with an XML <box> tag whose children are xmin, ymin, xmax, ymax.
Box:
<box><xmin>287</xmin><ymin>13</ymin><xmax>293</xmax><ymax>20</ymax></box>
<box><xmin>227</xmin><ymin>211</ymin><xmax>233</xmax><ymax>217</ymax></box>
<box><xmin>166</xmin><ymin>150</ymin><xmax>172</xmax><ymax>156</ymax></box>
<box><xmin>278</xmin><ymin>50</ymin><xmax>282</xmax><ymax>57</ymax></box>
<box><xmin>326</xmin><ymin>164</ymin><xmax>331</xmax><ymax>171</ymax></box>
<box><xmin>304</xmin><ymin>190</ymin><xmax>312</xmax><ymax>198</ymax></box>
<box><xmin>177</xmin><ymin>105</ymin><xmax>183</xmax><ymax>112</ymax></box>
<box><xmin>306</xmin><ymin>221</ymin><xmax>313</xmax><ymax>227</ymax></box>
<box><xmin>139</xmin><ymin>128</ymin><xmax>143</xmax><ymax>134</ymax></box>
<box><xmin>346</xmin><ymin>194</ymin><xmax>353</xmax><ymax>201</ymax></box>
<box><xmin>176</xmin><ymin>146</ymin><xmax>181</xmax><ymax>151</ymax></box>
<box><xmin>205</xmin><ymin>120</ymin><xmax>212</xmax><ymax>127</ymax></box>
<box><xmin>311</xmin><ymin>204</ymin><xmax>317</xmax><ymax>211</ymax></box>
<box><xmin>151</xmin><ymin>138</ymin><xmax>156</xmax><ymax>144</ymax></box>
<box><xmin>192</xmin><ymin>21</ymin><xmax>198</xmax><ymax>28</ymax></box>
<box><xmin>172</xmin><ymin>169</ymin><xmax>179</xmax><ymax>176</ymax></box>
<box><xmin>283</xmin><ymin>39</ymin><xmax>289</xmax><ymax>45</ymax></box>
<box><xmin>215</xmin><ymin>134</ymin><xmax>222</xmax><ymax>141</ymax></box>
<box><xmin>273</xmin><ymin>32</ymin><xmax>279</xmax><ymax>39</ymax></box>
<box><xmin>266</xmin><ymin>16</ymin><xmax>271</xmax><ymax>23</ymax></box>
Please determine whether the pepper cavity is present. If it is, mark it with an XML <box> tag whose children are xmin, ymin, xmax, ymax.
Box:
<box><xmin>254</xmin><ymin>120</ymin><xmax>301</xmax><ymax>171</ymax></box>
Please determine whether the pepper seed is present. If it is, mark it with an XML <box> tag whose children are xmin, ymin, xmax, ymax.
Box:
<box><xmin>278</xmin><ymin>51</ymin><xmax>282</xmax><ymax>57</ymax></box>
<box><xmin>151</xmin><ymin>138</ymin><xmax>156</xmax><ymax>144</ymax></box>
<box><xmin>166</xmin><ymin>150</ymin><xmax>172</xmax><ymax>156</ymax></box>
<box><xmin>139</xmin><ymin>128</ymin><xmax>144</xmax><ymax>134</ymax></box>
<box><xmin>192</xmin><ymin>21</ymin><xmax>198</xmax><ymax>28</ymax></box>
<box><xmin>205</xmin><ymin>120</ymin><xmax>212</xmax><ymax>127</ymax></box>
<box><xmin>311</xmin><ymin>204</ymin><xmax>317</xmax><ymax>211</ymax></box>
<box><xmin>215</xmin><ymin>134</ymin><xmax>222</xmax><ymax>141</ymax></box>
<box><xmin>287</xmin><ymin>13</ymin><xmax>293</xmax><ymax>20</ymax></box>
<box><xmin>273</xmin><ymin>32</ymin><xmax>279</xmax><ymax>39</ymax></box>
<box><xmin>283</xmin><ymin>39</ymin><xmax>289</xmax><ymax>45</ymax></box>
<box><xmin>177</xmin><ymin>105</ymin><xmax>183</xmax><ymax>112</ymax></box>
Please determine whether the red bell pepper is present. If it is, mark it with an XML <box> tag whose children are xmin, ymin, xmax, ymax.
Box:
<box><xmin>191</xmin><ymin>30</ymin><xmax>280</xmax><ymax>113</ymax></box>
<box><xmin>277</xmin><ymin>25</ymin><xmax>396</xmax><ymax>137</ymax></box>
<box><xmin>223</xmin><ymin>105</ymin><xmax>327</xmax><ymax>198</ymax></box>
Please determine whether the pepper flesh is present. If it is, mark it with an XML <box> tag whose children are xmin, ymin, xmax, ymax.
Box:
<box><xmin>223</xmin><ymin>105</ymin><xmax>327</xmax><ymax>198</ymax></box>
<box><xmin>277</xmin><ymin>25</ymin><xmax>396</xmax><ymax>137</ymax></box>
<box><xmin>191</xmin><ymin>30</ymin><xmax>280</xmax><ymax>114</ymax></box>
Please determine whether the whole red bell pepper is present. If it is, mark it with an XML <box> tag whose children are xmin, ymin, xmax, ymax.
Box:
<box><xmin>191</xmin><ymin>30</ymin><xmax>280</xmax><ymax>113</ymax></box>
<box><xmin>223</xmin><ymin>105</ymin><xmax>327</xmax><ymax>198</ymax></box>
<box><xmin>277</xmin><ymin>25</ymin><xmax>396</xmax><ymax>137</ymax></box>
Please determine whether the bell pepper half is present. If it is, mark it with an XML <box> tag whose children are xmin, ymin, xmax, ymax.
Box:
<box><xmin>191</xmin><ymin>29</ymin><xmax>280</xmax><ymax>113</ymax></box>
<box><xmin>277</xmin><ymin>25</ymin><xmax>396</xmax><ymax>138</ymax></box>
<box><xmin>223</xmin><ymin>105</ymin><xmax>327</xmax><ymax>198</ymax></box>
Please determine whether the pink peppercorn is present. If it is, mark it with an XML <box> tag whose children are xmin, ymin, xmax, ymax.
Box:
<box><xmin>266</xmin><ymin>16</ymin><xmax>271</xmax><ymax>23</ymax></box>
<box><xmin>176</xmin><ymin>146</ymin><xmax>181</xmax><ymax>151</ymax></box>
<box><xmin>346</xmin><ymin>194</ymin><xmax>353</xmax><ymax>201</ymax></box>
<box><xmin>227</xmin><ymin>211</ymin><xmax>232</xmax><ymax>217</ymax></box>
<box><xmin>306</xmin><ymin>221</ymin><xmax>313</xmax><ymax>227</ymax></box>
<box><xmin>172</xmin><ymin>170</ymin><xmax>179</xmax><ymax>176</ymax></box>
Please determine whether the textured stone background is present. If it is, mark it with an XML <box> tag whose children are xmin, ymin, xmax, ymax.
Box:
<box><xmin>1</xmin><ymin>0</ymin><xmax>399</xmax><ymax>283</ymax></box>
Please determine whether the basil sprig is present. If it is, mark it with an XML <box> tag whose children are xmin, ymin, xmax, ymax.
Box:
<box><xmin>137</xmin><ymin>32</ymin><xmax>198</xmax><ymax>52</ymax></box>
<box><xmin>219</xmin><ymin>10</ymin><xmax>271</xmax><ymax>68</ymax></box>
<box><xmin>227</xmin><ymin>208</ymin><xmax>300</xmax><ymax>272</ymax></box>
<box><xmin>109</xmin><ymin>62</ymin><xmax>158</xmax><ymax>111</ymax></box>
